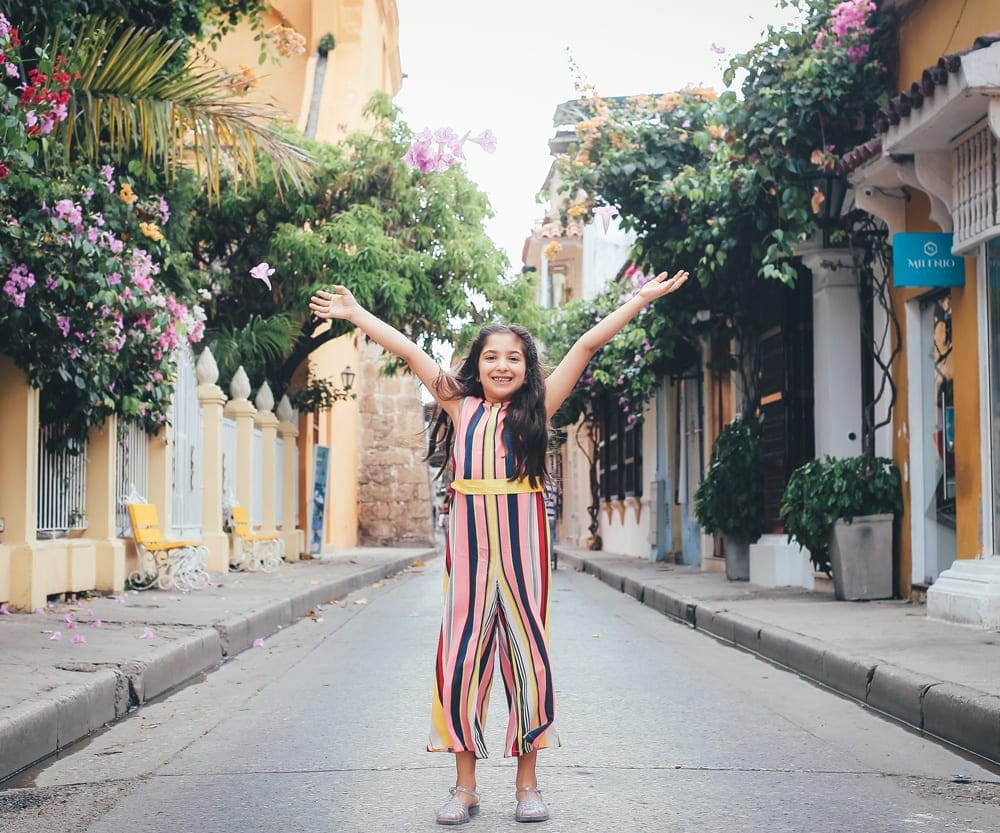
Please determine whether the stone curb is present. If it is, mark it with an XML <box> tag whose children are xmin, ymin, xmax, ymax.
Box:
<box><xmin>557</xmin><ymin>548</ymin><xmax>1000</xmax><ymax>765</ymax></box>
<box><xmin>0</xmin><ymin>551</ymin><xmax>430</xmax><ymax>784</ymax></box>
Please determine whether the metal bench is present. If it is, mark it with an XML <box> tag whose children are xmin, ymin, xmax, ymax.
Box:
<box><xmin>127</xmin><ymin>503</ymin><xmax>209</xmax><ymax>592</ymax></box>
<box><xmin>229</xmin><ymin>505</ymin><xmax>283</xmax><ymax>572</ymax></box>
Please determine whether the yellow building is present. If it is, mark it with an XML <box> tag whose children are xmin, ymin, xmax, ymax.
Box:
<box><xmin>846</xmin><ymin>0</ymin><xmax>1000</xmax><ymax>625</ymax></box>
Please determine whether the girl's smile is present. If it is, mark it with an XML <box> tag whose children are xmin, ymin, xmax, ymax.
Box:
<box><xmin>478</xmin><ymin>332</ymin><xmax>527</xmax><ymax>402</ymax></box>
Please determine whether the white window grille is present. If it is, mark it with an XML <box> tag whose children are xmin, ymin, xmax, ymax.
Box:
<box><xmin>116</xmin><ymin>421</ymin><xmax>149</xmax><ymax>536</ymax></box>
<box><xmin>37</xmin><ymin>425</ymin><xmax>87</xmax><ymax>535</ymax></box>
<box><xmin>952</xmin><ymin>122</ymin><xmax>999</xmax><ymax>253</ymax></box>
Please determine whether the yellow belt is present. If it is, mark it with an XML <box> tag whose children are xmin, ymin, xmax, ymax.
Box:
<box><xmin>451</xmin><ymin>478</ymin><xmax>543</xmax><ymax>495</ymax></box>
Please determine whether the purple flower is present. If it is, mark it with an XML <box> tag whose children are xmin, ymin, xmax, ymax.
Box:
<box><xmin>56</xmin><ymin>315</ymin><xmax>71</xmax><ymax>337</ymax></box>
<box><xmin>250</xmin><ymin>262</ymin><xmax>275</xmax><ymax>289</ymax></box>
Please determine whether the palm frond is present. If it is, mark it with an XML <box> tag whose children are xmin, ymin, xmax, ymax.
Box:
<box><xmin>53</xmin><ymin>18</ymin><xmax>315</xmax><ymax>200</ymax></box>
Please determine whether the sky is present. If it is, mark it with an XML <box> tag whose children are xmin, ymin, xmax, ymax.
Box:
<box><xmin>393</xmin><ymin>0</ymin><xmax>798</xmax><ymax>271</ymax></box>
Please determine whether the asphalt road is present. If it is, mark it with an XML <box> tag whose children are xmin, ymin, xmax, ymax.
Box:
<box><xmin>2</xmin><ymin>562</ymin><xmax>999</xmax><ymax>833</ymax></box>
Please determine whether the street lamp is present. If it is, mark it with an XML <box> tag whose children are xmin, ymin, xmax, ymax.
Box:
<box><xmin>807</xmin><ymin>170</ymin><xmax>848</xmax><ymax>246</ymax></box>
<box><xmin>341</xmin><ymin>365</ymin><xmax>356</xmax><ymax>392</ymax></box>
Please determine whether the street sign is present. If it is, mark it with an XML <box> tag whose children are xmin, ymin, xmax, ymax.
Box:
<box><xmin>892</xmin><ymin>232</ymin><xmax>965</xmax><ymax>287</ymax></box>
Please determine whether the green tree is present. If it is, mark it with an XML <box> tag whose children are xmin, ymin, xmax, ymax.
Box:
<box><xmin>190</xmin><ymin>93</ymin><xmax>536</xmax><ymax>400</ymax></box>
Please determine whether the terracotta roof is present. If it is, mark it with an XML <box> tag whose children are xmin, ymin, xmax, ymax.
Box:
<box><xmin>841</xmin><ymin>31</ymin><xmax>1000</xmax><ymax>173</ymax></box>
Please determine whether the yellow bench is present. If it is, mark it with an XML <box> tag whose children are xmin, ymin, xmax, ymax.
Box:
<box><xmin>127</xmin><ymin>503</ymin><xmax>209</xmax><ymax>591</ymax></box>
<box><xmin>229</xmin><ymin>505</ymin><xmax>283</xmax><ymax>572</ymax></box>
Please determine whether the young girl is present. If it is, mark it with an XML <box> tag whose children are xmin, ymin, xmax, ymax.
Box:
<box><xmin>309</xmin><ymin>269</ymin><xmax>688</xmax><ymax>824</ymax></box>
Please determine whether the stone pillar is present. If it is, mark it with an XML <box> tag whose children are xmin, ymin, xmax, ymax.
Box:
<box><xmin>196</xmin><ymin>347</ymin><xmax>229</xmax><ymax>572</ymax></box>
<box><xmin>277</xmin><ymin>395</ymin><xmax>304</xmax><ymax>559</ymax></box>
<box><xmin>254</xmin><ymin>382</ymin><xmax>280</xmax><ymax>535</ymax></box>
<box><xmin>800</xmin><ymin>243</ymin><xmax>864</xmax><ymax>459</ymax></box>
<box><xmin>224</xmin><ymin>367</ymin><xmax>256</xmax><ymax>518</ymax></box>
<box><xmin>86</xmin><ymin>414</ymin><xmax>126</xmax><ymax>593</ymax></box>
<box><xmin>0</xmin><ymin>356</ymin><xmax>40</xmax><ymax>610</ymax></box>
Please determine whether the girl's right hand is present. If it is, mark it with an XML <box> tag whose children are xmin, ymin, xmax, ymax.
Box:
<box><xmin>309</xmin><ymin>285</ymin><xmax>360</xmax><ymax>321</ymax></box>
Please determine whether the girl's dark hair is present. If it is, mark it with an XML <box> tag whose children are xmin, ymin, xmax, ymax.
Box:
<box><xmin>427</xmin><ymin>324</ymin><xmax>548</xmax><ymax>487</ymax></box>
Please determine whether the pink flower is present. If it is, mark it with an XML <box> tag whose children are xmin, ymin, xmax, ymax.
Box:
<box><xmin>71</xmin><ymin>634</ymin><xmax>86</xmax><ymax>644</ymax></box>
<box><xmin>468</xmin><ymin>129</ymin><xmax>497</xmax><ymax>154</ymax></box>
<box><xmin>139</xmin><ymin>626</ymin><xmax>154</xmax><ymax>639</ymax></box>
<box><xmin>592</xmin><ymin>205</ymin><xmax>619</xmax><ymax>234</ymax></box>
<box><xmin>253</xmin><ymin>637</ymin><xmax>265</xmax><ymax>648</ymax></box>
<box><xmin>49</xmin><ymin>631</ymin><xmax>62</xmax><ymax>641</ymax></box>
<box><xmin>250</xmin><ymin>262</ymin><xmax>275</xmax><ymax>290</ymax></box>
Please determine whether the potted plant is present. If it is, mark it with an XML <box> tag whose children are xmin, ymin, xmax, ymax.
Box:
<box><xmin>779</xmin><ymin>455</ymin><xmax>903</xmax><ymax>600</ymax></box>
<box><xmin>694</xmin><ymin>416</ymin><xmax>765</xmax><ymax>580</ymax></box>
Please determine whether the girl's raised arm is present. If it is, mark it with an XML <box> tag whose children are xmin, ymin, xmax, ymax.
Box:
<box><xmin>544</xmin><ymin>269</ymin><xmax>689</xmax><ymax>418</ymax></box>
<box><xmin>309</xmin><ymin>285</ymin><xmax>460</xmax><ymax>421</ymax></box>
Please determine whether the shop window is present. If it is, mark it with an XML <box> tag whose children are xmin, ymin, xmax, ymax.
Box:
<box><xmin>599</xmin><ymin>408</ymin><xmax>642</xmax><ymax>501</ymax></box>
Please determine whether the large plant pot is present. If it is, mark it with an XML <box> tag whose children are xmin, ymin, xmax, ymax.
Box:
<box><xmin>829</xmin><ymin>513</ymin><xmax>893</xmax><ymax>600</ymax></box>
<box><xmin>723</xmin><ymin>535</ymin><xmax>751</xmax><ymax>581</ymax></box>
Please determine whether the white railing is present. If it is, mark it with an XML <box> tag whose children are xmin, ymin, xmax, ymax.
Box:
<box><xmin>275</xmin><ymin>434</ymin><xmax>285</xmax><ymax>527</ymax></box>
<box><xmin>115</xmin><ymin>421</ymin><xmax>149</xmax><ymax>536</ymax></box>
<box><xmin>251</xmin><ymin>426</ymin><xmax>263</xmax><ymax>527</ymax></box>
<box><xmin>37</xmin><ymin>424</ymin><xmax>87</xmax><ymax>535</ymax></box>
<box><xmin>952</xmin><ymin>122</ymin><xmax>999</xmax><ymax>253</ymax></box>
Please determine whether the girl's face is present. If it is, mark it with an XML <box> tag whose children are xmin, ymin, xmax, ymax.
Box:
<box><xmin>478</xmin><ymin>332</ymin><xmax>528</xmax><ymax>402</ymax></box>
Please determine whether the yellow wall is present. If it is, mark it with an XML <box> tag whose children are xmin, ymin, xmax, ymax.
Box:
<box><xmin>888</xmin><ymin>0</ymin><xmax>1000</xmax><ymax>584</ymax></box>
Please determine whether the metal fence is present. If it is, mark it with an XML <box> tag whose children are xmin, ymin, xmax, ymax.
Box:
<box><xmin>37</xmin><ymin>425</ymin><xmax>87</xmax><ymax>536</ymax></box>
<box><xmin>115</xmin><ymin>421</ymin><xmax>149</xmax><ymax>537</ymax></box>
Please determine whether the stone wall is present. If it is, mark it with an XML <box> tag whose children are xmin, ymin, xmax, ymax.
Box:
<box><xmin>357</xmin><ymin>339</ymin><xmax>436</xmax><ymax>546</ymax></box>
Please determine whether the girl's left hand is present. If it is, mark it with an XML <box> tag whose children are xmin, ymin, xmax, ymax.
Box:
<box><xmin>638</xmin><ymin>270</ymin><xmax>689</xmax><ymax>303</ymax></box>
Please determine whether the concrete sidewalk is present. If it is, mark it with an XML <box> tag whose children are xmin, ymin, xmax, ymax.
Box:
<box><xmin>555</xmin><ymin>545</ymin><xmax>1000</xmax><ymax>768</ymax></box>
<box><xmin>0</xmin><ymin>546</ymin><xmax>436</xmax><ymax>784</ymax></box>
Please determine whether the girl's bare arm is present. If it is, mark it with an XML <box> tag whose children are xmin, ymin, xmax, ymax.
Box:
<box><xmin>544</xmin><ymin>269</ymin><xmax>689</xmax><ymax>418</ymax></box>
<box><xmin>309</xmin><ymin>285</ymin><xmax>461</xmax><ymax>422</ymax></box>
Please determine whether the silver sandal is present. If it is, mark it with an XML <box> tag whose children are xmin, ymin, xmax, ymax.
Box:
<box><xmin>436</xmin><ymin>785</ymin><xmax>481</xmax><ymax>826</ymax></box>
<box><xmin>515</xmin><ymin>786</ymin><xmax>549</xmax><ymax>822</ymax></box>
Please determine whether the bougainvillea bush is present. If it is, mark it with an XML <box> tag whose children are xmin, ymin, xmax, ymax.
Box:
<box><xmin>0</xmin><ymin>15</ymin><xmax>204</xmax><ymax>450</ymax></box>
<box><xmin>0</xmin><ymin>162</ymin><xmax>205</xmax><ymax>449</ymax></box>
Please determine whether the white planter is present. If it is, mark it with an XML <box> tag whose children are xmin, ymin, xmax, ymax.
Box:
<box><xmin>749</xmin><ymin>535</ymin><xmax>815</xmax><ymax>589</ymax></box>
<box><xmin>829</xmin><ymin>513</ymin><xmax>893</xmax><ymax>601</ymax></box>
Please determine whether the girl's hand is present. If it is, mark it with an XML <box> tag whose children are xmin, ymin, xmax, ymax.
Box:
<box><xmin>637</xmin><ymin>270</ymin><xmax>689</xmax><ymax>304</ymax></box>
<box><xmin>309</xmin><ymin>285</ymin><xmax>361</xmax><ymax>321</ymax></box>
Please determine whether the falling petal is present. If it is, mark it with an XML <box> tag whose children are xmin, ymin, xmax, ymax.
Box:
<box><xmin>0</xmin><ymin>604</ymin><xmax>9</xmax><ymax>614</ymax></box>
<box><xmin>115</xmin><ymin>595</ymin><xmax>125</xmax><ymax>604</ymax></box>
<box><xmin>249</xmin><ymin>262</ymin><xmax>275</xmax><ymax>290</ymax></box>
<box><xmin>140</xmin><ymin>626</ymin><xmax>155</xmax><ymax>639</ymax></box>
<box><xmin>65</xmin><ymin>620</ymin><xmax>78</xmax><ymax>629</ymax></box>
<box><xmin>593</xmin><ymin>205</ymin><xmax>619</xmax><ymax>234</ymax></box>
<box><xmin>49</xmin><ymin>631</ymin><xmax>62</xmax><ymax>640</ymax></box>
<box><xmin>252</xmin><ymin>637</ymin><xmax>265</xmax><ymax>648</ymax></box>
<box><xmin>468</xmin><ymin>129</ymin><xmax>497</xmax><ymax>154</ymax></box>
<box><xmin>72</xmin><ymin>635</ymin><xmax>86</xmax><ymax>644</ymax></box>
<box><xmin>32</xmin><ymin>608</ymin><xmax>45</xmax><ymax>615</ymax></box>
<box><xmin>91</xmin><ymin>619</ymin><xmax>103</xmax><ymax>628</ymax></box>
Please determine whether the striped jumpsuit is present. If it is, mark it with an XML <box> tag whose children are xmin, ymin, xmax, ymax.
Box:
<box><xmin>427</xmin><ymin>396</ymin><xmax>560</xmax><ymax>758</ymax></box>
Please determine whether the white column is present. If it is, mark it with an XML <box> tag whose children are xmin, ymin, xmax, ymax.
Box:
<box><xmin>800</xmin><ymin>242</ymin><xmax>864</xmax><ymax>459</ymax></box>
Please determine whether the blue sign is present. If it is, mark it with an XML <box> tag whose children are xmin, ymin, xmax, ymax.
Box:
<box><xmin>893</xmin><ymin>232</ymin><xmax>965</xmax><ymax>287</ymax></box>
